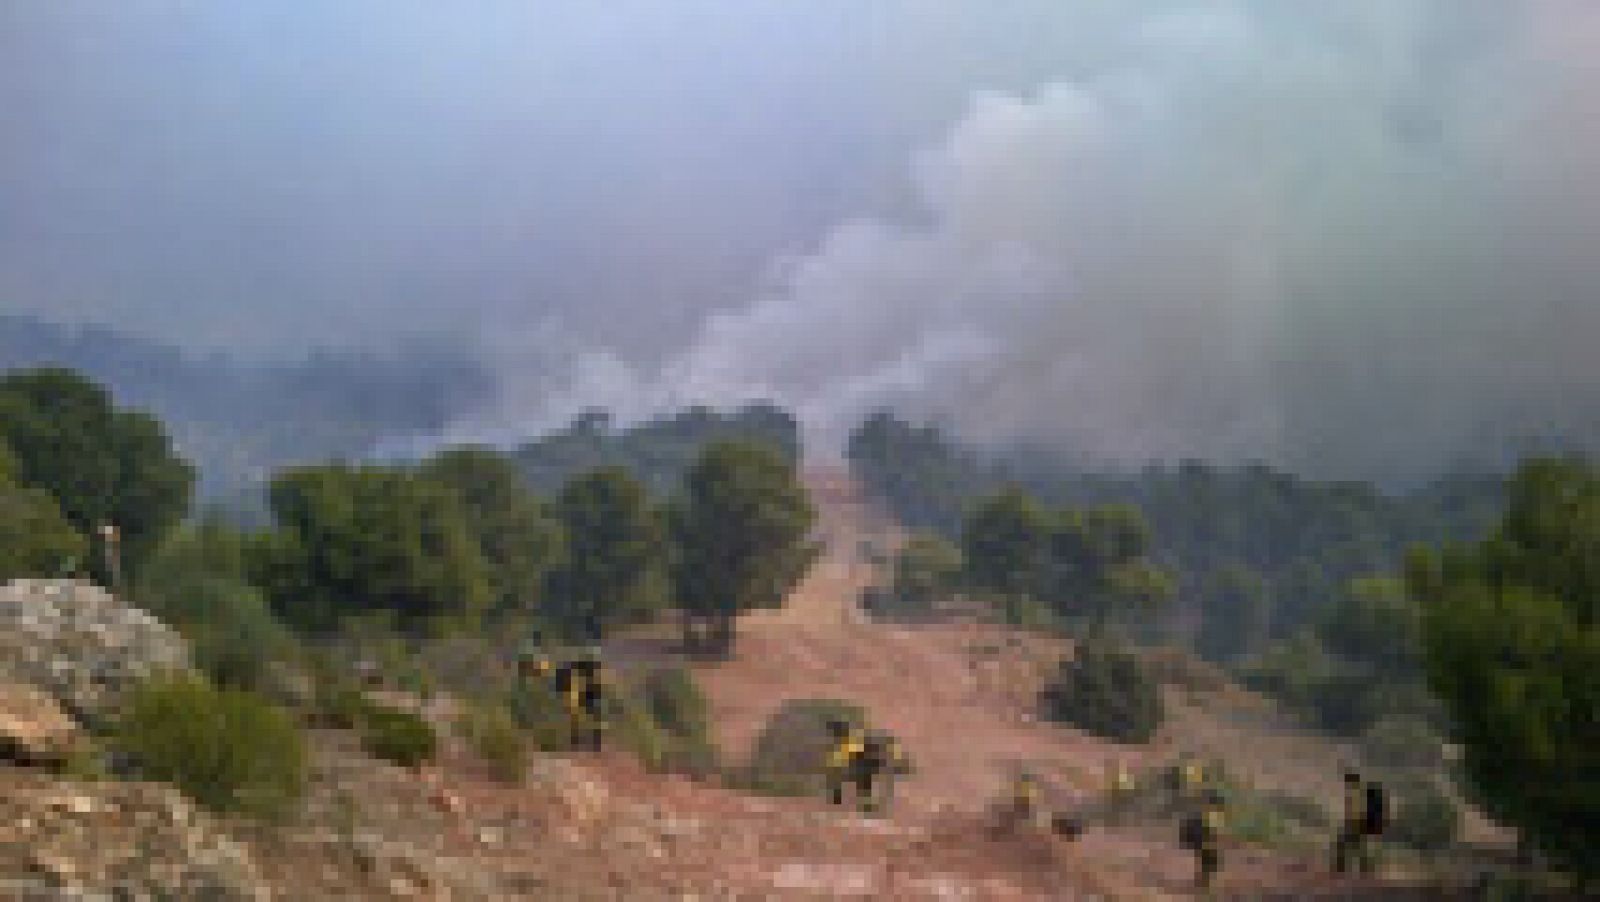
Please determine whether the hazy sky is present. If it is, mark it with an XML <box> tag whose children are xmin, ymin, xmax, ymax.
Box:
<box><xmin>4</xmin><ymin>2</ymin><xmax>1599</xmax><ymax>478</ymax></box>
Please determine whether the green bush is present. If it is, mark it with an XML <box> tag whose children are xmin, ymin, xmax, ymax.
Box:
<box><xmin>506</xmin><ymin>678</ymin><xmax>573</xmax><ymax>751</ymax></box>
<box><xmin>1041</xmin><ymin>641</ymin><xmax>1163</xmax><ymax>744</ymax></box>
<box><xmin>608</xmin><ymin>685</ymin><xmax>671</xmax><ymax>771</ymax></box>
<box><xmin>1197</xmin><ymin>765</ymin><xmax>1330</xmax><ymax>849</ymax></box>
<box><xmin>135</xmin><ymin>525</ymin><xmax>302</xmax><ymax>695</ymax></box>
<box><xmin>1362</xmin><ymin>717</ymin><xmax>1445</xmax><ymax>771</ymax></box>
<box><xmin>744</xmin><ymin>698</ymin><xmax>867</xmax><ymax>797</ymax></box>
<box><xmin>457</xmin><ymin>702</ymin><xmax>526</xmax><ymax>784</ymax></box>
<box><xmin>311</xmin><ymin>682</ymin><xmax>381</xmax><ymax>730</ymax></box>
<box><xmin>640</xmin><ymin>666</ymin><xmax>719</xmax><ymax>775</ymax></box>
<box><xmin>359</xmin><ymin>702</ymin><xmax>438</xmax><ymax>769</ymax></box>
<box><xmin>114</xmin><ymin>675</ymin><xmax>305</xmax><ymax>819</ymax></box>
<box><xmin>1388</xmin><ymin>779</ymin><xmax>1462</xmax><ymax>851</ymax></box>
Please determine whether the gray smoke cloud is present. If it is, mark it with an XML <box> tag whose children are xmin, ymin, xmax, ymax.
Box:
<box><xmin>5</xmin><ymin>3</ymin><xmax>1599</xmax><ymax>481</ymax></box>
<box><xmin>472</xmin><ymin>1</ymin><xmax>1600</xmax><ymax>480</ymax></box>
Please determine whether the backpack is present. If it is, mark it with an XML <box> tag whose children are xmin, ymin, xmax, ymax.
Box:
<box><xmin>861</xmin><ymin>732</ymin><xmax>894</xmax><ymax>770</ymax></box>
<box><xmin>1179</xmin><ymin>813</ymin><xmax>1205</xmax><ymax>850</ymax></box>
<box><xmin>1362</xmin><ymin>782</ymin><xmax>1387</xmax><ymax>835</ymax></box>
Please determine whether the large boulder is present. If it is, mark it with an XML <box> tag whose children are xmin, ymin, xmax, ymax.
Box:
<box><xmin>0</xmin><ymin>681</ymin><xmax>80</xmax><ymax>766</ymax></box>
<box><xmin>0</xmin><ymin>579</ymin><xmax>190</xmax><ymax>728</ymax></box>
<box><xmin>0</xmin><ymin>771</ymin><xmax>271</xmax><ymax>900</ymax></box>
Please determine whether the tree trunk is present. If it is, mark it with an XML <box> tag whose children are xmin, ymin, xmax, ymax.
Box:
<box><xmin>713</xmin><ymin>612</ymin><xmax>736</xmax><ymax>660</ymax></box>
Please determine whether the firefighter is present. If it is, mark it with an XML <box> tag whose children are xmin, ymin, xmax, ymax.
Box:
<box><xmin>824</xmin><ymin>719</ymin><xmax>861</xmax><ymax>806</ymax></box>
<box><xmin>824</xmin><ymin>720</ymin><xmax>908</xmax><ymax>814</ymax></box>
<box><xmin>553</xmin><ymin>648</ymin><xmax>609</xmax><ymax>752</ymax></box>
<box><xmin>1333</xmin><ymin>770</ymin><xmax>1385</xmax><ymax>875</ymax></box>
<box><xmin>1180</xmin><ymin>790</ymin><xmax>1226</xmax><ymax>890</ymax></box>
<box><xmin>1099</xmin><ymin>759</ymin><xmax>1136</xmax><ymax>822</ymax></box>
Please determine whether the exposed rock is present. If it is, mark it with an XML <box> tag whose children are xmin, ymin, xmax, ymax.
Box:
<box><xmin>0</xmin><ymin>680</ymin><xmax>81</xmax><ymax>765</ymax></box>
<box><xmin>0</xmin><ymin>771</ymin><xmax>270</xmax><ymax>900</ymax></box>
<box><xmin>0</xmin><ymin>580</ymin><xmax>190</xmax><ymax>728</ymax></box>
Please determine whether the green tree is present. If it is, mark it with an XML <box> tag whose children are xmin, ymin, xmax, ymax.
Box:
<box><xmin>882</xmin><ymin>533</ymin><xmax>963</xmax><ymax>616</ymax></box>
<box><xmin>0</xmin><ymin>367</ymin><xmax>194</xmax><ymax>578</ymax></box>
<box><xmin>670</xmin><ymin>440</ymin><xmax>815</xmax><ymax>657</ymax></box>
<box><xmin>1042</xmin><ymin>505</ymin><xmax>1173</xmax><ymax>630</ymax></box>
<box><xmin>136</xmin><ymin>522</ymin><xmax>298</xmax><ymax>693</ymax></box>
<box><xmin>0</xmin><ymin>440</ymin><xmax>86</xmax><ymax>579</ymax></box>
<box><xmin>1316</xmin><ymin>575</ymin><xmax>1420</xmax><ymax>677</ymax></box>
<box><xmin>418</xmin><ymin>444</ymin><xmax>566</xmax><ymax>616</ymax></box>
<box><xmin>252</xmin><ymin>464</ymin><xmax>492</xmax><ymax>632</ymax></box>
<box><xmin>1197</xmin><ymin>564</ymin><xmax>1270</xmax><ymax>662</ymax></box>
<box><xmin>962</xmin><ymin>487</ymin><xmax>1049</xmax><ymax>623</ymax></box>
<box><xmin>1406</xmin><ymin>457</ymin><xmax>1600</xmax><ymax>879</ymax></box>
<box><xmin>1041</xmin><ymin>639</ymin><xmax>1164</xmax><ymax>743</ymax></box>
<box><xmin>547</xmin><ymin>467</ymin><xmax>668</xmax><ymax>643</ymax></box>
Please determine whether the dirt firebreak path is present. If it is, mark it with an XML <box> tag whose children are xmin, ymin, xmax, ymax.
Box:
<box><xmin>338</xmin><ymin>468</ymin><xmax>1434</xmax><ymax>900</ymax></box>
<box><xmin>677</xmin><ymin>469</ymin><xmax>1393</xmax><ymax>899</ymax></box>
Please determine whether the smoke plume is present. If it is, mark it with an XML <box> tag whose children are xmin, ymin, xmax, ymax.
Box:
<box><xmin>482</xmin><ymin>1</ymin><xmax>1600</xmax><ymax>480</ymax></box>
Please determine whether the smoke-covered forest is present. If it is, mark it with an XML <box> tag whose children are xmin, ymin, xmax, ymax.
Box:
<box><xmin>3</xmin><ymin>3</ymin><xmax>1597</xmax><ymax>896</ymax></box>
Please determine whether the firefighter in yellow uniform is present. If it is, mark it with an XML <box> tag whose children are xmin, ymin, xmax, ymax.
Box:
<box><xmin>1002</xmin><ymin>769</ymin><xmax>1042</xmax><ymax>832</ymax></box>
<box><xmin>1180</xmin><ymin>790</ymin><xmax>1226</xmax><ymax>890</ymax></box>
<box><xmin>553</xmin><ymin>648</ymin><xmax>609</xmax><ymax>752</ymax></box>
<box><xmin>824</xmin><ymin>720</ymin><xmax>908</xmax><ymax>814</ymax></box>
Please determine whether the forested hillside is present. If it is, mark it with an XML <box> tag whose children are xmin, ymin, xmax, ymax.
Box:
<box><xmin>514</xmin><ymin>404</ymin><xmax>801</xmax><ymax>497</ymax></box>
<box><xmin>848</xmin><ymin>412</ymin><xmax>1504</xmax><ymax>644</ymax></box>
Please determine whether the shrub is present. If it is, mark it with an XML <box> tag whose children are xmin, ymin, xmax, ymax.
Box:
<box><xmin>1041</xmin><ymin>641</ymin><xmax>1163</xmax><ymax>744</ymax></box>
<box><xmin>360</xmin><ymin>702</ymin><xmax>438</xmax><ymax>769</ymax></box>
<box><xmin>506</xmin><ymin>678</ymin><xmax>573</xmax><ymax>751</ymax></box>
<box><xmin>1198</xmin><ymin>765</ymin><xmax>1330</xmax><ymax>849</ymax></box>
<box><xmin>608</xmin><ymin>685</ymin><xmax>671</xmax><ymax>772</ymax></box>
<box><xmin>1362</xmin><ymin>717</ymin><xmax>1445</xmax><ymax>771</ymax></box>
<box><xmin>1387</xmin><ymin>778</ymin><xmax>1462</xmax><ymax>851</ymax></box>
<box><xmin>311</xmin><ymin>682</ymin><xmax>380</xmax><ymax>730</ymax></box>
<box><xmin>640</xmin><ymin>667</ymin><xmax>719</xmax><ymax>775</ymax></box>
<box><xmin>114</xmin><ymin>675</ymin><xmax>305</xmax><ymax>818</ymax></box>
<box><xmin>457</xmin><ymin>702</ymin><xmax>526</xmax><ymax>784</ymax></box>
<box><xmin>744</xmin><ymin>698</ymin><xmax>867</xmax><ymax>797</ymax></box>
<box><xmin>136</xmin><ymin>526</ymin><xmax>301</xmax><ymax>694</ymax></box>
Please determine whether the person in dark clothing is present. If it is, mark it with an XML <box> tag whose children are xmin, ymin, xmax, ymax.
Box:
<box><xmin>1333</xmin><ymin>770</ymin><xmax>1384</xmax><ymax>875</ymax></box>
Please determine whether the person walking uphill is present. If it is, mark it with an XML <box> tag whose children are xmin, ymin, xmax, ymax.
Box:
<box><xmin>1180</xmin><ymin>790</ymin><xmax>1226</xmax><ymax>890</ymax></box>
<box><xmin>1333</xmin><ymin>770</ymin><xmax>1386</xmax><ymax>875</ymax></box>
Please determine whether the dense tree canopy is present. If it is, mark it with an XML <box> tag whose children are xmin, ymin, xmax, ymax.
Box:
<box><xmin>517</xmin><ymin>404</ymin><xmax>800</xmax><ymax>497</ymax></box>
<box><xmin>962</xmin><ymin>487</ymin><xmax>1049</xmax><ymax>602</ymax></box>
<box><xmin>1407</xmin><ymin>457</ymin><xmax>1600</xmax><ymax>878</ymax></box>
<box><xmin>1196</xmin><ymin>564</ymin><xmax>1269</xmax><ymax>663</ymax></box>
<box><xmin>850</xmin><ymin>412</ymin><xmax>1501</xmax><ymax>655</ymax></box>
<box><xmin>0</xmin><ymin>367</ymin><xmax>193</xmax><ymax>577</ymax></box>
<box><xmin>135</xmin><ymin>521</ymin><xmax>298</xmax><ymax>692</ymax></box>
<box><xmin>418</xmin><ymin>444</ymin><xmax>566</xmax><ymax>617</ymax></box>
<box><xmin>882</xmin><ymin>533</ymin><xmax>963</xmax><ymax>616</ymax></box>
<box><xmin>0</xmin><ymin>440</ymin><xmax>86</xmax><ymax>580</ymax></box>
<box><xmin>962</xmin><ymin>487</ymin><xmax>1171</xmax><ymax>630</ymax></box>
<box><xmin>546</xmin><ymin>467</ymin><xmax>669</xmax><ymax>643</ymax></box>
<box><xmin>670</xmin><ymin>440</ymin><xmax>815</xmax><ymax>656</ymax></box>
<box><xmin>251</xmin><ymin>464</ymin><xmax>492</xmax><ymax>632</ymax></box>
